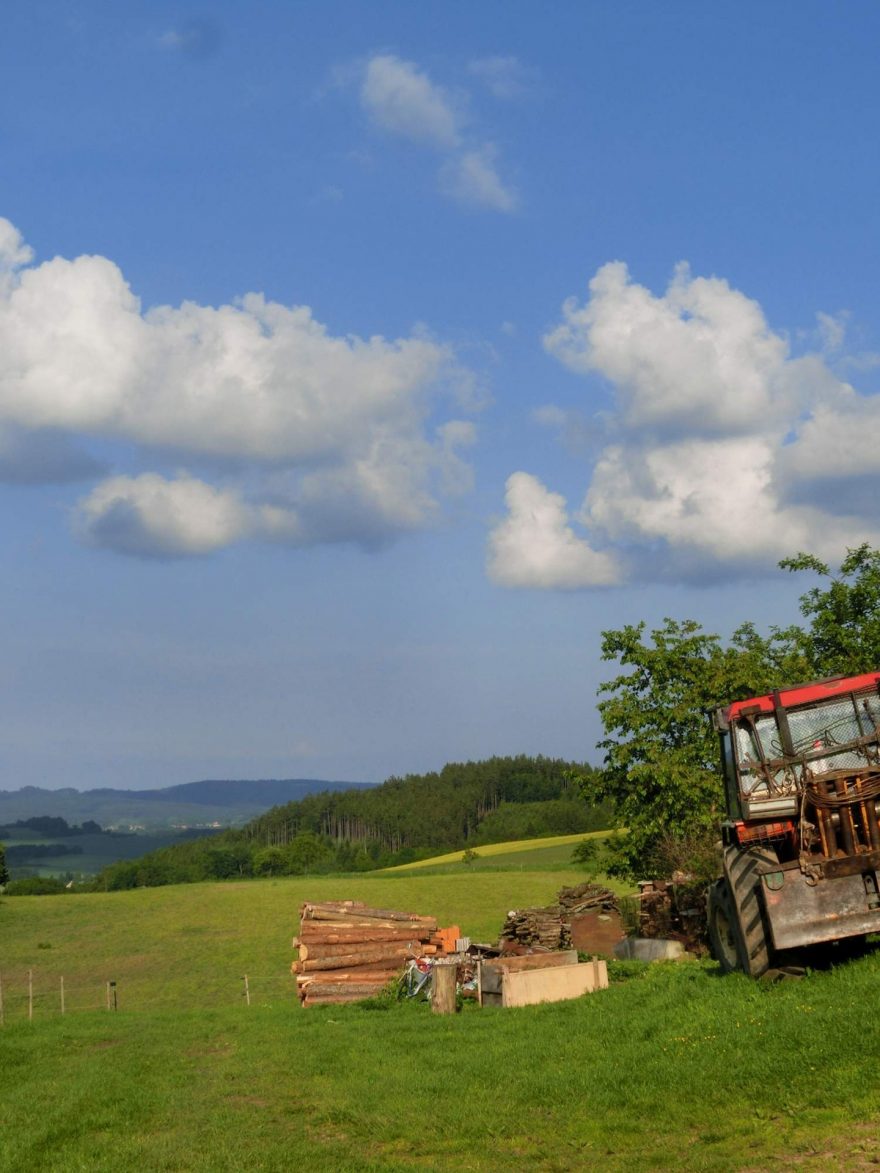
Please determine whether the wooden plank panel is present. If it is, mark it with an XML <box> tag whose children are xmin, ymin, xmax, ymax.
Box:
<box><xmin>501</xmin><ymin>960</ymin><xmax>608</xmax><ymax>1008</ymax></box>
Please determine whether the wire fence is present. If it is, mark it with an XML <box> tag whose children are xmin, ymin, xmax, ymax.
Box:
<box><xmin>0</xmin><ymin>970</ymin><xmax>297</xmax><ymax>1025</ymax></box>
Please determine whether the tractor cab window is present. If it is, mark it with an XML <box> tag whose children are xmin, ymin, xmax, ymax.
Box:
<box><xmin>733</xmin><ymin>690</ymin><xmax>880</xmax><ymax>801</ymax></box>
<box><xmin>786</xmin><ymin>693</ymin><xmax>880</xmax><ymax>772</ymax></box>
<box><xmin>734</xmin><ymin>715</ymin><xmax>786</xmax><ymax>797</ymax></box>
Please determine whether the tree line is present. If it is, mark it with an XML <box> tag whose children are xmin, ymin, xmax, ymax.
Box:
<box><xmin>0</xmin><ymin>816</ymin><xmax>104</xmax><ymax>837</ymax></box>
<box><xmin>87</xmin><ymin>755</ymin><xmax>611</xmax><ymax>890</ymax></box>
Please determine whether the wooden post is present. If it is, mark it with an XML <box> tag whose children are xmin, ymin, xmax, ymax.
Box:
<box><xmin>28</xmin><ymin>970</ymin><xmax>33</xmax><ymax>1021</ymax></box>
<box><xmin>60</xmin><ymin>976</ymin><xmax>65</xmax><ymax>1016</ymax></box>
<box><xmin>243</xmin><ymin>975</ymin><xmax>251</xmax><ymax>1006</ymax></box>
<box><xmin>431</xmin><ymin>960</ymin><xmax>458</xmax><ymax>1015</ymax></box>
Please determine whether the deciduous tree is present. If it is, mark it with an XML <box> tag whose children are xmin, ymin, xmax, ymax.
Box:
<box><xmin>781</xmin><ymin>544</ymin><xmax>880</xmax><ymax>675</ymax></box>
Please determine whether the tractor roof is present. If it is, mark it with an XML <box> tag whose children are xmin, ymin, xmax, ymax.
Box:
<box><xmin>722</xmin><ymin>670</ymin><xmax>880</xmax><ymax>722</ymax></box>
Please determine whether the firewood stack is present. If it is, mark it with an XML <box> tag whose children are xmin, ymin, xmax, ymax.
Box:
<box><xmin>557</xmin><ymin>882</ymin><xmax>619</xmax><ymax>916</ymax></box>
<box><xmin>292</xmin><ymin>900</ymin><xmax>440</xmax><ymax>1007</ymax></box>
<box><xmin>637</xmin><ymin>879</ymin><xmax>708</xmax><ymax>954</ymax></box>
<box><xmin>499</xmin><ymin>906</ymin><xmax>572</xmax><ymax>951</ymax></box>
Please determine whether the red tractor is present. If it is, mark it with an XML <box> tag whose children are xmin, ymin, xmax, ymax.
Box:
<box><xmin>708</xmin><ymin>671</ymin><xmax>880</xmax><ymax>975</ymax></box>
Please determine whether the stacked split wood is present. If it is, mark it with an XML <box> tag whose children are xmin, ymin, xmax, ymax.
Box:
<box><xmin>292</xmin><ymin>900</ymin><xmax>439</xmax><ymax>1007</ymax></box>
<box><xmin>557</xmin><ymin>881</ymin><xmax>619</xmax><ymax>916</ymax></box>
<box><xmin>499</xmin><ymin>906</ymin><xmax>572</xmax><ymax>951</ymax></box>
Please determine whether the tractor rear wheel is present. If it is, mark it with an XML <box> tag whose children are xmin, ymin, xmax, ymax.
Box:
<box><xmin>713</xmin><ymin>845</ymin><xmax>777</xmax><ymax>977</ymax></box>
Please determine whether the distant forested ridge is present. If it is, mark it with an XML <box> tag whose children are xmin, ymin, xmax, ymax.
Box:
<box><xmin>0</xmin><ymin>778</ymin><xmax>372</xmax><ymax>829</ymax></box>
<box><xmin>93</xmin><ymin>756</ymin><xmax>610</xmax><ymax>889</ymax></box>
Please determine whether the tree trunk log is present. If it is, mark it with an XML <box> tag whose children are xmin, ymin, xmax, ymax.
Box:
<box><xmin>299</xmin><ymin>948</ymin><xmax>417</xmax><ymax>972</ymax></box>
<box><xmin>432</xmin><ymin>961</ymin><xmax>458</xmax><ymax>1015</ymax></box>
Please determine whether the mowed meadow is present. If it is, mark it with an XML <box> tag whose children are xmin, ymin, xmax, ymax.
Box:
<box><xmin>2</xmin><ymin>841</ymin><xmax>880</xmax><ymax>1171</ymax></box>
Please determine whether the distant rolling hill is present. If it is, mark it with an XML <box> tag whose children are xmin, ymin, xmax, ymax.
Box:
<box><xmin>0</xmin><ymin>779</ymin><xmax>374</xmax><ymax>830</ymax></box>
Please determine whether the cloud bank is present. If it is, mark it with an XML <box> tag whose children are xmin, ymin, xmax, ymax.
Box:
<box><xmin>359</xmin><ymin>54</ymin><xmax>517</xmax><ymax>213</ymax></box>
<box><xmin>0</xmin><ymin>219</ymin><xmax>475</xmax><ymax>558</ymax></box>
<box><xmin>489</xmin><ymin>261</ymin><xmax>880</xmax><ymax>588</ymax></box>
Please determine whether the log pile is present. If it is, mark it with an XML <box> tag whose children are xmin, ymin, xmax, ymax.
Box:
<box><xmin>500</xmin><ymin>885</ymin><xmax>619</xmax><ymax>954</ymax></box>
<box><xmin>559</xmin><ymin>882</ymin><xmax>625</xmax><ymax>955</ymax></box>
<box><xmin>292</xmin><ymin>900</ymin><xmax>440</xmax><ymax>1007</ymax></box>
<box><xmin>557</xmin><ymin>881</ymin><xmax>619</xmax><ymax>916</ymax></box>
<box><xmin>499</xmin><ymin>906</ymin><xmax>572</xmax><ymax>952</ymax></box>
<box><xmin>637</xmin><ymin>879</ymin><xmax>708</xmax><ymax>954</ymax></box>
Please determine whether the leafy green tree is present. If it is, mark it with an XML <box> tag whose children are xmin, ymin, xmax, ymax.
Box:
<box><xmin>253</xmin><ymin>846</ymin><xmax>286</xmax><ymax>876</ymax></box>
<box><xmin>204</xmin><ymin>842</ymin><xmax>253</xmax><ymax>879</ymax></box>
<box><xmin>0</xmin><ymin>842</ymin><xmax>8</xmax><ymax>887</ymax></box>
<box><xmin>582</xmin><ymin>619</ymin><xmax>741</xmax><ymax>877</ymax></box>
<box><xmin>284</xmin><ymin>832</ymin><xmax>330</xmax><ymax>875</ymax></box>
<box><xmin>570</xmin><ymin>838</ymin><xmax>600</xmax><ymax>871</ymax></box>
<box><xmin>781</xmin><ymin>544</ymin><xmax>880</xmax><ymax>675</ymax></box>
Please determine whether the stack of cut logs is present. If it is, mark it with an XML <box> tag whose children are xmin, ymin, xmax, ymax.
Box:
<box><xmin>557</xmin><ymin>882</ymin><xmax>619</xmax><ymax>916</ymax></box>
<box><xmin>292</xmin><ymin>900</ymin><xmax>440</xmax><ymax>1007</ymax></box>
<box><xmin>499</xmin><ymin>906</ymin><xmax>572</xmax><ymax>951</ymax></box>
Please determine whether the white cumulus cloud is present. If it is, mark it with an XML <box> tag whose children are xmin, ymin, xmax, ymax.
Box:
<box><xmin>441</xmin><ymin>146</ymin><xmax>517</xmax><ymax>213</ymax></box>
<box><xmin>357</xmin><ymin>54</ymin><xmax>517</xmax><ymax>214</ymax></box>
<box><xmin>545</xmin><ymin>261</ymin><xmax>794</xmax><ymax>435</ymax></box>
<box><xmin>0</xmin><ymin>218</ymin><xmax>477</xmax><ymax>558</ymax></box>
<box><xmin>361</xmin><ymin>54</ymin><xmax>461</xmax><ymax>148</ymax></box>
<box><xmin>76</xmin><ymin>474</ymin><xmax>257</xmax><ymax>558</ymax></box>
<box><xmin>491</xmin><ymin>262</ymin><xmax>880</xmax><ymax>588</ymax></box>
<box><xmin>487</xmin><ymin>472</ymin><xmax>619</xmax><ymax>588</ymax></box>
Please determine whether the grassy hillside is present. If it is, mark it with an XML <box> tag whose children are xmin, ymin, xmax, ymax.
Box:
<box><xmin>379</xmin><ymin>830</ymin><xmax>610</xmax><ymax>874</ymax></box>
<box><xmin>0</xmin><ymin>865</ymin><xmax>592</xmax><ymax>1012</ymax></box>
<box><xmin>3</xmin><ymin>853</ymin><xmax>880</xmax><ymax>1170</ymax></box>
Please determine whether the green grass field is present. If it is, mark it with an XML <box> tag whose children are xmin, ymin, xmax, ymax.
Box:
<box><xmin>379</xmin><ymin>830</ymin><xmax>611</xmax><ymax>874</ymax></box>
<box><xmin>2</xmin><ymin>841</ymin><xmax>880</xmax><ymax>1170</ymax></box>
<box><xmin>0</xmin><ymin>864</ymin><xmax>592</xmax><ymax>1013</ymax></box>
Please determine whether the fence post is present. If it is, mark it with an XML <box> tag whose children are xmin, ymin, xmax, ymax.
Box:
<box><xmin>28</xmin><ymin>970</ymin><xmax>33</xmax><ymax>1021</ymax></box>
<box><xmin>243</xmin><ymin>975</ymin><xmax>250</xmax><ymax>1006</ymax></box>
<box><xmin>106</xmin><ymin>980</ymin><xmax>117</xmax><ymax>1011</ymax></box>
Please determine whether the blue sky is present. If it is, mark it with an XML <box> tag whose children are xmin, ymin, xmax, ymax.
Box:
<box><xmin>2</xmin><ymin>2</ymin><xmax>880</xmax><ymax>790</ymax></box>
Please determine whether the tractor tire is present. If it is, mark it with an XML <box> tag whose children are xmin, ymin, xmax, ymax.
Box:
<box><xmin>719</xmin><ymin>844</ymin><xmax>777</xmax><ymax>978</ymax></box>
<box><xmin>707</xmin><ymin>878</ymin><xmax>740</xmax><ymax>974</ymax></box>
